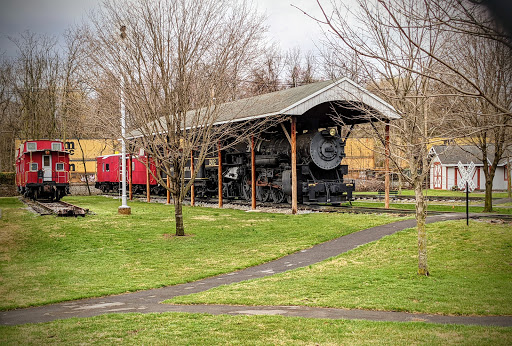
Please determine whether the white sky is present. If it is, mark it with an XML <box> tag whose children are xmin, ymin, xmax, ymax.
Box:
<box><xmin>0</xmin><ymin>0</ymin><xmax>337</xmax><ymax>58</ymax></box>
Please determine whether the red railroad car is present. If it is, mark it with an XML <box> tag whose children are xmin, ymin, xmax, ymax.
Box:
<box><xmin>95</xmin><ymin>154</ymin><xmax>163</xmax><ymax>194</ymax></box>
<box><xmin>15</xmin><ymin>140</ymin><xmax>70</xmax><ymax>200</ymax></box>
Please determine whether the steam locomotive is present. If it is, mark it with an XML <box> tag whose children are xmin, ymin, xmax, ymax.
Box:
<box><xmin>191</xmin><ymin>127</ymin><xmax>354</xmax><ymax>204</ymax></box>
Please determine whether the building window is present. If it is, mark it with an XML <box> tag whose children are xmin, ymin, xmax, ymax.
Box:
<box><xmin>52</xmin><ymin>142</ymin><xmax>62</xmax><ymax>151</ymax></box>
<box><xmin>56</xmin><ymin>163</ymin><xmax>65</xmax><ymax>171</ymax></box>
<box><xmin>30</xmin><ymin>163</ymin><xmax>38</xmax><ymax>171</ymax></box>
<box><xmin>27</xmin><ymin>142</ymin><xmax>37</xmax><ymax>151</ymax></box>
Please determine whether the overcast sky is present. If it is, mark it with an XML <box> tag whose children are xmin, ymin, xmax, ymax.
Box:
<box><xmin>0</xmin><ymin>0</ymin><xmax>334</xmax><ymax>58</ymax></box>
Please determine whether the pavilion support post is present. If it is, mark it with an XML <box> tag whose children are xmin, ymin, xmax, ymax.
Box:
<box><xmin>128</xmin><ymin>154</ymin><xmax>133</xmax><ymax>201</ymax></box>
<box><xmin>384</xmin><ymin>122</ymin><xmax>390</xmax><ymax>209</ymax></box>
<box><xmin>166</xmin><ymin>176</ymin><xmax>170</xmax><ymax>204</ymax></box>
<box><xmin>291</xmin><ymin>116</ymin><xmax>298</xmax><ymax>215</ymax></box>
<box><xmin>146</xmin><ymin>154</ymin><xmax>151</xmax><ymax>203</ymax></box>
<box><xmin>190</xmin><ymin>150</ymin><xmax>195</xmax><ymax>207</ymax></box>
<box><xmin>218</xmin><ymin>142</ymin><xmax>223</xmax><ymax>208</ymax></box>
<box><xmin>251</xmin><ymin>135</ymin><xmax>256</xmax><ymax>210</ymax></box>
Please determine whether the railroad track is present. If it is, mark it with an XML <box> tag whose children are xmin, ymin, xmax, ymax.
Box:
<box><xmin>22</xmin><ymin>198</ymin><xmax>89</xmax><ymax>217</ymax></box>
<box><xmin>102</xmin><ymin>193</ymin><xmax>512</xmax><ymax>220</ymax></box>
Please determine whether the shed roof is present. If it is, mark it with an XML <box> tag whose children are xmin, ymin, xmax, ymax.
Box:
<box><xmin>127</xmin><ymin>78</ymin><xmax>399</xmax><ymax>139</ymax></box>
<box><xmin>431</xmin><ymin>145</ymin><xmax>511</xmax><ymax>166</ymax></box>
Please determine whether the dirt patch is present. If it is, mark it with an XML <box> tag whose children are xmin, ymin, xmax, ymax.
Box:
<box><xmin>162</xmin><ymin>233</ymin><xmax>195</xmax><ymax>239</ymax></box>
<box><xmin>191</xmin><ymin>215</ymin><xmax>217</xmax><ymax>221</ymax></box>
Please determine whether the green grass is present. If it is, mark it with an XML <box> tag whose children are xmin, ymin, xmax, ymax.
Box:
<box><xmin>1</xmin><ymin>312</ymin><xmax>511</xmax><ymax>345</ymax></box>
<box><xmin>346</xmin><ymin>201</ymin><xmax>512</xmax><ymax>214</ymax></box>
<box><xmin>356</xmin><ymin>189</ymin><xmax>510</xmax><ymax>199</ymax></box>
<box><xmin>0</xmin><ymin>196</ymin><xmax>401</xmax><ymax>310</ymax></box>
<box><xmin>170</xmin><ymin>220</ymin><xmax>512</xmax><ymax>316</ymax></box>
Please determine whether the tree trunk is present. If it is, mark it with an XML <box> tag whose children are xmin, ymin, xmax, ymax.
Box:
<box><xmin>174</xmin><ymin>196</ymin><xmax>185</xmax><ymax>236</ymax></box>
<box><xmin>415</xmin><ymin>181</ymin><xmax>429</xmax><ymax>276</ymax></box>
<box><xmin>483</xmin><ymin>178</ymin><xmax>493</xmax><ymax>212</ymax></box>
<box><xmin>507</xmin><ymin>158</ymin><xmax>511</xmax><ymax>198</ymax></box>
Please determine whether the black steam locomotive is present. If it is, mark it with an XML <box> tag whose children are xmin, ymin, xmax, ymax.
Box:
<box><xmin>189</xmin><ymin>127</ymin><xmax>355</xmax><ymax>204</ymax></box>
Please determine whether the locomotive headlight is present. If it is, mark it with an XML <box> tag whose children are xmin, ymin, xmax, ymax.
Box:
<box><xmin>329</xmin><ymin>128</ymin><xmax>336</xmax><ymax>137</ymax></box>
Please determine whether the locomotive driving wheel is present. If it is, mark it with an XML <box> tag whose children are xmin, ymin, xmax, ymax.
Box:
<box><xmin>270</xmin><ymin>187</ymin><xmax>285</xmax><ymax>203</ymax></box>
<box><xmin>241</xmin><ymin>176</ymin><xmax>252</xmax><ymax>201</ymax></box>
<box><xmin>256</xmin><ymin>173</ymin><xmax>270</xmax><ymax>202</ymax></box>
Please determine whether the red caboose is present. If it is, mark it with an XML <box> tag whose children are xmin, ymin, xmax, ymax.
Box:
<box><xmin>95</xmin><ymin>153</ymin><xmax>160</xmax><ymax>194</ymax></box>
<box><xmin>15</xmin><ymin>140</ymin><xmax>70</xmax><ymax>200</ymax></box>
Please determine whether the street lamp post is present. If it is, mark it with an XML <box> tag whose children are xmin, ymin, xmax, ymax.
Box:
<box><xmin>118</xmin><ymin>25</ymin><xmax>131</xmax><ymax>215</ymax></box>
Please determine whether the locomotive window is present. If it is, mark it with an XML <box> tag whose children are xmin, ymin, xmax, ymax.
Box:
<box><xmin>52</xmin><ymin>142</ymin><xmax>62</xmax><ymax>151</ymax></box>
<box><xmin>27</xmin><ymin>142</ymin><xmax>37</xmax><ymax>151</ymax></box>
<box><xmin>56</xmin><ymin>163</ymin><xmax>65</xmax><ymax>171</ymax></box>
<box><xmin>30</xmin><ymin>163</ymin><xmax>38</xmax><ymax>171</ymax></box>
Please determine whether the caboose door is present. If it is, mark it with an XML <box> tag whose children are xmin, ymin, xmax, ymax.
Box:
<box><xmin>43</xmin><ymin>155</ymin><xmax>52</xmax><ymax>181</ymax></box>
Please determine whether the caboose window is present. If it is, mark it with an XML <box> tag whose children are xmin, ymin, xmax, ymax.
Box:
<box><xmin>27</xmin><ymin>142</ymin><xmax>37</xmax><ymax>151</ymax></box>
<box><xmin>105</xmin><ymin>164</ymin><xmax>110</xmax><ymax>172</ymax></box>
<box><xmin>52</xmin><ymin>142</ymin><xmax>62</xmax><ymax>151</ymax></box>
<box><xmin>56</xmin><ymin>163</ymin><xmax>65</xmax><ymax>171</ymax></box>
<box><xmin>30</xmin><ymin>163</ymin><xmax>38</xmax><ymax>171</ymax></box>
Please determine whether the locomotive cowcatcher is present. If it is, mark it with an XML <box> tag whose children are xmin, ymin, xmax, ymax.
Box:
<box><xmin>15</xmin><ymin>140</ymin><xmax>70</xmax><ymax>201</ymax></box>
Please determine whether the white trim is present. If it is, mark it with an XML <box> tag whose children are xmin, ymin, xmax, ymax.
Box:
<box><xmin>26</xmin><ymin>142</ymin><xmax>37</xmax><ymax>151</ymax></box>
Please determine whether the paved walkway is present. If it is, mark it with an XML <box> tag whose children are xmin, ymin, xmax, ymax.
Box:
<box><xmin>2</xmin><ymin>213</ymin><xmax>511</xmax><ymax>327</ymax></box>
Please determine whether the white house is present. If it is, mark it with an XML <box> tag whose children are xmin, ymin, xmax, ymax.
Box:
<box><xmin>429</xmin><ymin>145</ymin><xmax>510</xmax><ymax>191</ymax></box>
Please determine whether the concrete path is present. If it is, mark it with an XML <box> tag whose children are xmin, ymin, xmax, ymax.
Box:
<box><xmin>2</xmin><ymin>213</ymin><xmax>511</xmax><ymax>327</ymax></box>
<box><xmin>476</xmin><ymin>197</ymin><xmax>512</xmax><ymax>208</ymax></box>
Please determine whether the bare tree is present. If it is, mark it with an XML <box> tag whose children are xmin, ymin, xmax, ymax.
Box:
<box><xmin>449</xmin><ymin>34</ymin><xmax>512</xmax><ymax>211</ymax></box>
<box><xmin>284</xmin><ymin>47</ymin><xmax>318</xmax><ymax>87</ymax></box>
<box><xmin>9</xmin><ymin>31</ymin><xmax>62</xmax><ymax>140</ymax></box>
<box><xmin>305</xmin><ymin>0</ymin><xmax>457</xmax><ymax>275</ymax></box>
<box><xmin>84</xmin><ymin>0</ymin><xmax>270</xmax><ymax>236</ymax></box>
<box><xmin>0</xmin><ymin>57</ymin><xmax>20</xmax><ymax>172</ymax></box>
<box><xmin>249</xmin><ymin>45</ymin><xmax>284</xmax><ymax>95</ymax></box>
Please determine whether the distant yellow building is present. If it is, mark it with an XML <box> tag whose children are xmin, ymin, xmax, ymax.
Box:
<box><xmin>344</xmin><ymin>138</ymin><xmax>377</xmax><ymax>176</ymax></box>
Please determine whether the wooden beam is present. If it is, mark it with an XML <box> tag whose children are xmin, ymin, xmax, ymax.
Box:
<box><xmin>251</xmin><ymin>135</ymin><xmax>256</xmax><ymax>210</ymax></box>
<box><xmin>146</xmin><ymin>154</ymin><xmax>151</xmax><ymax>203</ymax></box>
<box><xmin>190</xmin><ymin>150</ymin><xmax>195</xmax><ymax>207</ymax></box>
<box><xmin>166</xmin><ymin>175</ymin><xmax>170</xmax><ymax>204</ymax></box>
<box><xmin>128</xmin><ymin>155</ymin><xmax>133</xmax><ymax>201</ymax></box>
<box><xmin>218</xmin><ymin>142</ymin><xmax>223</xmax><ymax>208</ymax></box>
<box><xmin>385</xmin><ymin>122</ymin><xmax>390</xmax><ymax>209</ymax></box>
<box><xmin>280</xmin><ymin>122</ymin><xmax>292</xmax><ymax>145</ymax></box>
<box><xmin>291</xmin><ymin>116</ymin><xmax>298</xmax><ymax>214</ymax></box>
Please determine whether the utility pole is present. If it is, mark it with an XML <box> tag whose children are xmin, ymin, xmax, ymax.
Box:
<box><xmin>118</xmin><ymin>24</ymin><xmax>131</xmax><ymax>215</ymax></box>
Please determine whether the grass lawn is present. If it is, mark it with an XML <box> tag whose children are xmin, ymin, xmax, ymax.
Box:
<box><xmin>170</xmin><ymin>220</ymin><xmax>512</xmax><ymax>316</ymax></box>
<box><xmin>346</xmin><ymin>201</ymin><xmax>512</xmax><ymax>214</ymax></box>
<box><xmin>0</xmin><ymin>196</ymin><xmax>401</xmax><ymax>310</ymax></box>
<box><xmin>1</xmin><ymin>312</ymin><xmax>511</xmax><ymax>345</ymax></box>
<box><xmin>355</xmin><ymin>189</ymin><xmax>510</xmax><ymax>199</ymax></box>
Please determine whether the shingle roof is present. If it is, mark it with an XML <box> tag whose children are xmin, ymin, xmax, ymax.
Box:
<box><xmin>431</xmin><ymin>145</ymin><xmax>511</xmax><ymax>166</ymax></box>
<box><xmin>127</xmin><ymin>78</ymin><xmax>399</xmax><ymax>139</ymax></box>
